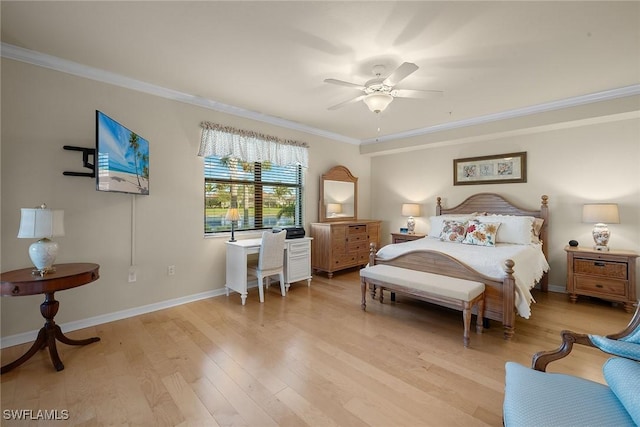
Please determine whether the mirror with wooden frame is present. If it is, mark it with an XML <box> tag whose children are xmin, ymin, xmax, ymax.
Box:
<box><xmin>319</xmin><ymin>165</ymin><xmax>358</xmax><ymax>222</ymax></box>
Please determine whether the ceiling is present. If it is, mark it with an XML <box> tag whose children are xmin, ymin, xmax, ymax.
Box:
<box><xmin>2</xmin><ymin>1</ymin><xmax>639</xmax><ymax>144</ymax></box>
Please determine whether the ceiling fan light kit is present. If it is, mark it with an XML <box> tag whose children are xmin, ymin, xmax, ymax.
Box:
<box><xmin>325</xmin><ymin>62</ymin><xmax>442</xmax><ymax>114</ymax></box>
<box><xmin>364</xmin><ymin>93</ymin><xmax>393</xmax><ymax>113</ymax></box>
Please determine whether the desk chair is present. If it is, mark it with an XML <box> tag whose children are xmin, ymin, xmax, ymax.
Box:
<box><xmin>249</xmin><ymin>230</ymin><xmax>287</xmax><ymax>303</ymax></box>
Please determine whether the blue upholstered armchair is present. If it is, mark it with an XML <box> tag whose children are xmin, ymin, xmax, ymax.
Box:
<box><xmin>503</xmin><ymin>303</ymin><xmax>640</xmax><ymax>427</ymax></box>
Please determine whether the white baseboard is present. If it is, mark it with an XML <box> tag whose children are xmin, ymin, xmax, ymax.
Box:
<box><xmin>0</xmin><ymin>288</ymin><xmax>228</xmax><ymax>349</ymax></box>
<box><xmin>1</xmin><ymin>281</ymin><xmax>566</xmax><ymax>349</ymax></box>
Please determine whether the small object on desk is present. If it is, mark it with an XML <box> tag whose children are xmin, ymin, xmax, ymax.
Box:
<box><xmin>399</xmin><ymin>227</ymin><xmax>408</xmax><ymax>233</ymax></box>
<box><xmin>569</xmin><ymin>239</ymin><xmax>578</xmax><ymax>247</ymax></box>
<box><xmin>1</xmin><ymin>263</ymin><xmax>101</xmax><ymax>373</ymax></box>
<box><xmin>272</xmin><ymin>226</ymin><xmax>305</xmax><ymax>239</ymax></box>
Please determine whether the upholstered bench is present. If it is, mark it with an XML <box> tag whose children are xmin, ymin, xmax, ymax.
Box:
<box><xmin>360</xmin><ymin>264</ymin><xmax>485</xmax><ymax>347</ymax></box>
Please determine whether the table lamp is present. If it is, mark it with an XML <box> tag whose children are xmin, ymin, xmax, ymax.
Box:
<box><xmin>582</xmin><ymin>203</ymin><xmax>619</xmax><ymax>251</ymax></box>
<box><xmin>327</xmin><ymin>203</ymin><xmax>342</xmax><ymax>217</ymax></box>
<box><xmin>226</xmin><ymin>207</ymin><xmax>240</xmax><ymax>242</ymax></box>
<box><xmin>402</xmin><ymin>203</ymin><xmax>420</xmax><ymax>234</ymax></box>
<box><xmin>17</xmin><ymin>204</ymin><xmax>65</xmax><ymax>275</ymax></box>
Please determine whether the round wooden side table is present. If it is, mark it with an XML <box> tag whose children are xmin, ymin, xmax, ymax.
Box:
<box><xmin>1</xmin><ymin>263</ymin><xmax>101</xmax><ymax>373</ymax></box>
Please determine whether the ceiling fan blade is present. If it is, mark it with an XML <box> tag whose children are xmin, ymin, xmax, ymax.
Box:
<box><xmin>392</xmin><ymin>89</ymin><xmax>444</xmax><ymax>99</ymax></box>
<box><xmin>328</xmin><ymin>94</ymin><xmax>366</xmax><ymax>110</ymax></box>
<box><xmin>383</xmin><ymin>62</ymin><xmax>419</xmax><ymax>87</ymax></box>
<box><xmin>324</xmin><ymin>78</ymin><xmax>366</xmax><ymax>91</ymax></box>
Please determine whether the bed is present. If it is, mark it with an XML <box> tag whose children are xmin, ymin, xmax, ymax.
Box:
<box><xmin>370</xmin><ymin>193</ymin><xmax>549</xmax><ymax>340</ymax></box>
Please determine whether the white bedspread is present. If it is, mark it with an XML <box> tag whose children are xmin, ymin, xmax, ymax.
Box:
<box><xmin>375</xmin><ymin>237</ymin><xmax>549</xmax><ymax>318</ymax></box>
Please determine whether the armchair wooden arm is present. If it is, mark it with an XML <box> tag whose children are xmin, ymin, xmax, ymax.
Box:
<box><xmin>532</xmin><ymin>301</ymin><xmax>640</xmax><ymax>372</ymax></box>
<box><xmin>532</xmin><ymin>331</ymin><xmax>594</xmax><ymax>371</ymax></box>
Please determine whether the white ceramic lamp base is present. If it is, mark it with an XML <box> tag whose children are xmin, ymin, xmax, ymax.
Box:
<box><xmin>592</xmin><ymin>223</ymin><xmax>610</xmax><ymax>251</ymax></box>
<box><xmin>407</xmin><ymin>216</ymin><xmax>416</xmax><ymax>234</ymax></box>
<box><xmin>29</xmin><ymin>238</ymin><xmax>59</xmax><ymax>274</ymax></box>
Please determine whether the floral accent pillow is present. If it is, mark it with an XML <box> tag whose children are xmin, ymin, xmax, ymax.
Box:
<box><xmin>462</xmin><ymin>220</ymin><xmax>500</xmax><ymax>247</ymax></box>
<box><xmin>439</xmin><ymin>220</ymin><xmax>467</xmax><ymax>243</ymax></box>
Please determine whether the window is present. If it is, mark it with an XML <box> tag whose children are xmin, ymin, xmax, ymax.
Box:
<box><xmin>204</xmin><ymin>156</ymin><xmax>303</xmax><ymax>234</ymax></box>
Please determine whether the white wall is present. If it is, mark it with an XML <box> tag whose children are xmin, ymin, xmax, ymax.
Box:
<box><xmin>0</xmin><ymin>59</ymin><xmax>371</xmax><ymax>338</ymax></box>
<box><xmin>369</xmin><ymin>117</ymin><xmax>640</xmax><ymax>291</ymax></box>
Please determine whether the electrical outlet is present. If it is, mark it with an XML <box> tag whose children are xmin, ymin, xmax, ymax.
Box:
<box><xmin>128</xmin><ymin>266</ymin><xmax>137</xmax><ymax>283</ymax></box>
<box><xmin>168</xmin><ymin>265</ymin><xmax>175</xmax><ymax>276</ymax></box>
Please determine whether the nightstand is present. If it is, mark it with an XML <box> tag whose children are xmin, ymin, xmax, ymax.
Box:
<box><xmin>391</xmin><ymin>232</ymin><xmax>426</xmax><ymax>244</ymax></box>
<box><xmin>565</xmin><ymin>246</ymin><xmax>638</xmax><ymax>312</ymax></box>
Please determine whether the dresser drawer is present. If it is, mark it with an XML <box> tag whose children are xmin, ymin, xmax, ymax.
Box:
<box><xmin>347</xmin><ymin>224</ymin><xmax>367</xmax><ymax>235</ymax></box>
<box><xmin>334</xmin><ymin>254</ymin><xmax>357</xmax><ymax>268</ymax></box>
<box><xmin>575</xmin><ymin>276</ymin><xmax>627</xmax><ymax>297</ymax></box>
<box><xmin>347</xmin><ymin>241</ymin><xmax>369</xmax><ymax>253</ymax></box>
<box><xmin>348</xmin><ymin>234</ymin><xmax>369</xmax><ymax>243</ymax></box>
<box><xmin>574</xmin><ymin>259</ymin><xmax>627</xmax><ymax>279</ymax></box>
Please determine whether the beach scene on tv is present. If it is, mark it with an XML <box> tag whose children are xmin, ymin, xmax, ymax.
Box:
<box><xmin>97</xmin><ymin>112</ymin><xmax>149</xmax><ymax>195</ymax></box>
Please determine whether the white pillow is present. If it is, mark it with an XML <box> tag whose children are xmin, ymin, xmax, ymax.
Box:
<box><xmin>428</xmin><ymin>214</ymin><xmax>475</xmax><ymax>238</ymax></box>
<box><xmin>477</xmin><ymin>215</ymin><xmax>536</xmax><ymax>245</ymax></box>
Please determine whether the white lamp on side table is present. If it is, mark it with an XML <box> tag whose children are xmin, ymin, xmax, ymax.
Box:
<box><xmin>401</xmin><ymin>203</ymin><xmax>420</xmax><ymax>235</ymax></box>
<box><xmin>17</xmin><ymin>204</ymin><xmax>65</xmax><ymax>275</ymax></box>
<box><xmin>582</xmin><ymin>203</ymin><xmax>619</xmax><ymax>251</ymax></box>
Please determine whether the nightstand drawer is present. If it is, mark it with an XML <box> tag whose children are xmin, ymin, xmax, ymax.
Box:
<box><xmin>574</xmin><ymin>259</ymin><xmax>627</xmax><ymax>279</ymax></box>
<box><xmin>575</xmin><ymin>277</ymin><xmax>627</xmax><ymax>297</ymax></box>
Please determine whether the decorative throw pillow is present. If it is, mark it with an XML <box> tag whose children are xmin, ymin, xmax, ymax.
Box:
<box><xmin>439</xmin><ymin>220</ymin><xmax>467</xmax><ymax>243</ymax></box>
<box><xmin>462</xmin><ymin>220</ymin><xmax>500</xmax><ymax>247</ymax></box>
<box><xmin>427</xmin><ymin>213</ymin><xmax>478</xmax><ymax>238</ymax></box>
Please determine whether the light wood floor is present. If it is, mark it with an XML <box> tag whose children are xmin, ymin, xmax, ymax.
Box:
<box><xmin>1</xmin><ymin>269</ymin><xmax>633</xmax><ymax>426</ymax></box>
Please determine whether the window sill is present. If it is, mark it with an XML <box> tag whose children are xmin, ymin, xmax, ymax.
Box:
<box><xmin>204</xmin><ymin>230</ymin><xmax>263</xmax><ymax>240</ymax></box>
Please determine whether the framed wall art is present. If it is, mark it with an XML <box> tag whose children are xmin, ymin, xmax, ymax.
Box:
<box><xmin>453</xmin><ymin>152</ymin><xmax>526</xmax><ymax>186</ymax></box>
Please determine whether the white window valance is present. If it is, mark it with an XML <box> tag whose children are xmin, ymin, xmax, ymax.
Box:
<box><xmin>198</xmin><ymin>121</ymin><xmax>309</xmax><ymax>168</ymax></box>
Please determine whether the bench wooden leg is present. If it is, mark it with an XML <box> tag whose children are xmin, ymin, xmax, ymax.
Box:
<box><xmin>360</xmin><ymin>278</ymin><xmax>367</xmax><ymax>311</ymax></box>
<box><xmin>462</xmin><ymin>301</ymin><xmax>472</xmax><ymax>348</ymax></box>
<box><xmin>476</xmin><ymin>295</ymin><xmax>485</xmax><ymax>334</ymax></box>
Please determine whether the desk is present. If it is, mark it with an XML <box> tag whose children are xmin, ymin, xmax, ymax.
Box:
<box><xmin>226</xmin><ymin>237</ymin><xmax>312</xmax><ymax>305</ymax></box>
<box><xmin>1</xmin><ymin>263</ymin><xmax>101</xmax><ymax>373</ymax></box>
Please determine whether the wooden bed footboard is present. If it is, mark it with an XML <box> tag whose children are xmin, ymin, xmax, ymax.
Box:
<box><xmin>370</xmin><ymin>245</ymin><xmax>517</xmax><ymax>339</ymax></box>
<box><xmin>369</xmin><ymin>194</ymin><xmax>548</xmax><ymax>340</ymax></box>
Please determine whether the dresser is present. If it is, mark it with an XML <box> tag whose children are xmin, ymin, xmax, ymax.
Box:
<box><xmin>310</xmin><ymin>220</ymin><xmax>381</xmax><ymax>278</ymax></box>
<box><xmin>565</xmin><ymin>246</ymin><xmax>638</xmax><ymax>312</ymax></box>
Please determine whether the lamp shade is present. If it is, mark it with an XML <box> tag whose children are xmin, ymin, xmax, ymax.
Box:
<box><xmin>225</xmin><ymin>207</ymin><xmax>240</xmax><ymax>222</ymax></box>
<box><xmin>582</xmin><ymin>204</ymin><xmax>619</xmax><ymax>224</ymax></box>
<box><xmin>363</xmin><ymin>93</ymin><xmax>393</xmax><ymax>113</ymax></box>
<box><xmin>18</xmin><ymin>205</ymin><xmax>65</xmax><ymax>239</ymax></box>
<box><xmin>401</xmin><ymin>203</ymin><xmax>420</xmax><ymax>217</ymax></box>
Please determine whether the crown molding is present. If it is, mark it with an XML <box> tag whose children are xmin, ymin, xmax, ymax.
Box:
<box><xmin>3</xmin><ymin>43</ymin><xmax>637</xmax><ymax>148</ymax></box>
<box><xmin>1</xmin><ymin>43</ymin><xmax>360</xmax><ymax>145</ymax></box>
<box><xmin>361</xmin><ymin>84</ymin><xmax>640</xmax><ymax>145</ymax></box>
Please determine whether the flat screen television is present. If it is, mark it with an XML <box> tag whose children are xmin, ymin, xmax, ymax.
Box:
<box><xmin>96</xmin><ymin>110</ymin><xmax>149</xmax><ymax>195</ymax></box>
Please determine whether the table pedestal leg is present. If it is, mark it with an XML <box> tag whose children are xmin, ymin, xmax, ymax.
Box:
<box><xmin>1</xmin><ymin>292</ymin><xmax>100</xmax><ymax>374</ymax></box>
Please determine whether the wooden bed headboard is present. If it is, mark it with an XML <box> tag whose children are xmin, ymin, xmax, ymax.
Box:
<box><xmin>436</xmin><ymin>192</ymin><xmax>550</xmax><ymax>277</ymax></box>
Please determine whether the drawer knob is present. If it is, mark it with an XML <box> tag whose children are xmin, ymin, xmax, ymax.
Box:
<box><xmin>594</xmin><ymin>262</ymin><xmax>605</xmax><ymax>267</ymax></box>
<box><xmin>595</xmin><ymin>284</ymin><xmax>604</xmax><ymax>288</ymax></box>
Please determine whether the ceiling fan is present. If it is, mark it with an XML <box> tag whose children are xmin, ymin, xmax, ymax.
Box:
<box><xmin>324</xmin><ymin>62</ymin><xmax>443</xmax><ymax>113</ymax></box>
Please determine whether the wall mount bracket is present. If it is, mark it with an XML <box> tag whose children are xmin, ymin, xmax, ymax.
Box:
<box><xmin>63</xmin><ymin>145</ymin><xmax>95</xmax><ymax>177</ymax></box>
